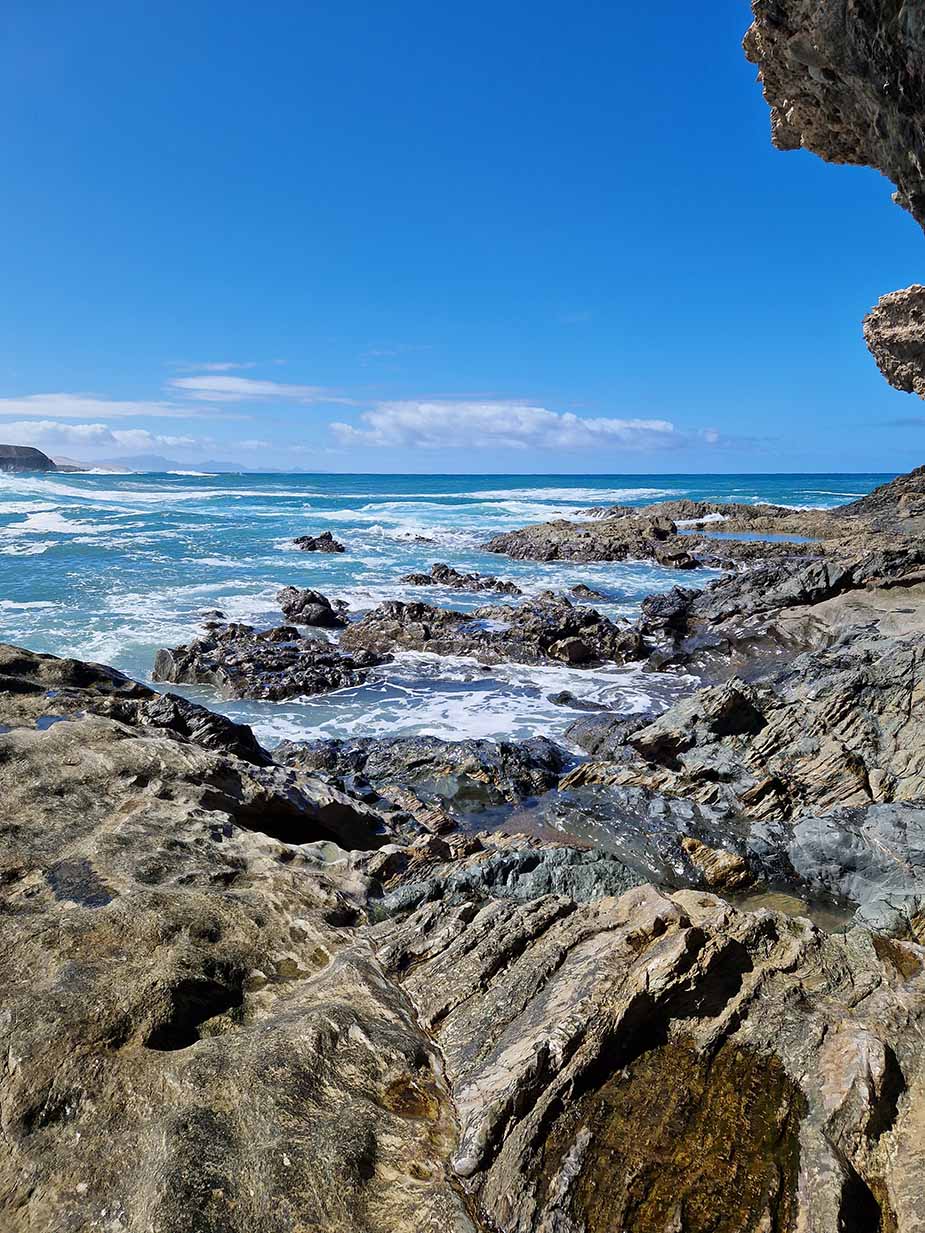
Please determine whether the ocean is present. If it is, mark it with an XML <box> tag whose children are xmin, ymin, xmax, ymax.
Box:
<box><xmin>0</xmin><ymin>471</ymin><xmax>888</xmax><ymax>747</ymax></box>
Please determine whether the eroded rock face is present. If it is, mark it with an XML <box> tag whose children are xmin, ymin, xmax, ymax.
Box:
<box><xmin>340</xmin><ymin>594</ymin><xmax>644</xmax><ymax>667</ymax></box>
<box><xmin>401</xmin><ymin>562</ymin><xmax>522</xmax><ymax>596</ymax></box>
<box><xmin>744</xmin><ymin>1</ymin><xmax>925</xmax><ymax>225</ymax></box>
<box><xmin>864</xmin><ymin>286</ymin><xmax>925</xmax><ymax>399</ymax></box>
<box><xmin>153</xmin><ymin>622</ymin><xmax>388</xmax><ymax>700</ymax></box>
<box><xmin>370</xmin><ymin>871</ymin><xmax>925</xmax><ymax>1233</ymax></box>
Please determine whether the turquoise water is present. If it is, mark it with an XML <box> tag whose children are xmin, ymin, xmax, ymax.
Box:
<box><xmin>0</xmin><ymin>471</ymin><xmax>887</xmax><ymax>745</ymax></box>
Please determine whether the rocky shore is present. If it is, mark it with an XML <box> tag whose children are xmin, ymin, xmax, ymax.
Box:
<box><xmin>7</xmin><ymin>4</ymin><xmax>925</xmax><ymax>1230</ymax></box>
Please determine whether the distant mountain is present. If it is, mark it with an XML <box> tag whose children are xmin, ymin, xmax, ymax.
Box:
<box><xmin>91</xmin><ymin>454</ymin><xmax>252</xmax><ymax>473</ymax></box>
<box><xmin>0</xmin><ymin>444</ymin><xmax>56</xmax><ymax>472</ymax></box>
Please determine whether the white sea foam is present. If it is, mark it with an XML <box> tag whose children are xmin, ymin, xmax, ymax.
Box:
<box><xmin>1</xmin><ymin>512</ymin><xmax>124</xmax><ymax>536</ymax></box>
<box><xmin>0</xmin><ymin>599</ymin><xmax>59</xmax><ymax>610</ymax></box>
<box><xmin>468</xmin><ymin>486</ymin><xmax>681</xmax><ymax>502</ymax></box>
<box><xmin>675</xmin><ymin>512</ymin><xmax>727</xmax><ymax>527</ymax></box>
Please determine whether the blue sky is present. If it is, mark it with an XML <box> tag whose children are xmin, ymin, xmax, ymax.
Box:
<box><xmin>1</xmin><ymin>0</ymin><xmax>922</xmax><ymax>473</ymax></box>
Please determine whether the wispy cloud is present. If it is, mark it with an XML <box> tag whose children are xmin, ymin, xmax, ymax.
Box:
<box><xmin>331</xmin><ymin>400</ymin><xmax>715</xmax><ymax>451</ymax></box>
<box><xmin>1</xmin><ymin>420</ymin><xmax>204</xmax><ymax>452</ymax></box>
<box><xmin>168</xmin><ymin>375</ymin><xmax>353</xmax><ymax>404</ymax></box>
<box><xmin>169</xmin><ymin>361</ymin><xmax>258</xmax><ymax>373</ymax></box>
<box><xmin>0</xmin><ymin>393</ymin><xmax>209</xmax><ymax>420</ymax></box>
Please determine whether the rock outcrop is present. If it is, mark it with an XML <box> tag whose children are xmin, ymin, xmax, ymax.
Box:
<box><xmin>340</xmin><ymin>593</ymin><xmax>643</xmax><ymax>666</ymax></box>
<box><xmin>153</xmin><ymin>623</ymin><xmax>387</xmax><ymax>700</ymax></box>
<box><xmin>864</xmin><ymin>286</ymin><xmax>925</xmax><ymax>399</ymax></box>
<box><xmin>484</xmin><ymin>516</ymin><xmax>702</xmax><ymax>568</ymax></box>
<box><xmin>563</xmin><ymin>631</ymin><xmax>925</xmax><ymax>824</ymax></box>
<box><xmin>0</xmin><ymin>444</ymin><xmax>56</xmax><ymax>472</ymax></box>
<box><xmin>744</xmin><ymin>0</ymin><xmax>925</xmax><ymax>397</ymax></box>
<box><xmin>292</xmin><ymin>531</ymin><xmax>346</xmax><ymax>553</ymax></box>
<box><xmin>401</xmin><ymin>562</ymin><xmax>522</xmax><ymax>596</ymax></box>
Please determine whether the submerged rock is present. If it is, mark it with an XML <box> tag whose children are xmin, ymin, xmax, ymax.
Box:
<box><xmin>340</xmin><ymin>593</ymin><xmax>643</xmax><ymax>666</ymax></box>
<box><xmin>401</xmin><ymin>561</ymin><xmax>522</xmax><ymax>596</ymax></box>
<box><xmin>152</xmin><ymin>622</ymin><xmax>387</xmax><ymax>700</ymax></box>
<box><xmin>292</xmin><ymin>530</ymin><xmax>346</xmax><ymax>553</ymax></box>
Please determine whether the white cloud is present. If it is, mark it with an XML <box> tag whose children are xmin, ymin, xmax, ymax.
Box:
<box><xmin>1</xmin><ymin>421</ymin><xmax>203</xmax><ymax>453</ymax></box>
<box><xmin>0</xmin><ymin>393</ymin><xmax>207</xmax><ymax>420</ymax></box>
<box><xmin>330</xmin><ymin>401</ymin><xmax>701</xmax><ymax>451</ymax></box>
<box><xmin>168</xmin><ymin>375</ymin><xmax>352</xmax><ymax>404</ymax></box>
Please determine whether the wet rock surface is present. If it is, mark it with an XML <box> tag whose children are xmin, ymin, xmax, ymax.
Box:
<box><xmin>340</xmin><ymin>593</ymin><xmax>644</xmax><ymax>666</ymax></box>
<box><xmin>152</xmin><ymin>622</ymin><xmax>388</xmax><ymax>700</ymax></box>
<box><xmin>401</xmin><ymin>562</ymin><xmax>522</xmax><ymax>595</ymax></box>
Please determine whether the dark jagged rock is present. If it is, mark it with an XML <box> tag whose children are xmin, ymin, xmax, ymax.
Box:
<box><xmin>570</xmin><ymin>583</ymin><xmax>608</xmax><ymax>600</ymax></box>
<box><xmin>833</xmin><ymin>464</ymin><xmax>925</xmax><ymax>529</ymax></box>
<box><xmin>400</xmin><ymin>562</ymin><xmax>522</xmax><ymax>596</ymax></box>
<box><xmin>340</xmin><ymin>593</ymin><xmax>643</xmax><ymax>666</ymax></box>
<box><xmin>292</xmin><ymin>530</ymin><xmax>346</xmax><ymax>553</ymax></box>
<box><xmin>277</xmin><ymin>733</ymin><xmax>566</xmax><ymax>813</ymax></box>
<box><xmin>374</xmin><ymin>836</ymin><xmax>644</xmax><ymax>917</ymax></box>
<box><xmin>152</xmin><ymin>623</ymin><xmax>387</xmax><ymax>700</ymax></box>
<box><xmin>276</xmin><ymin>586</ymin><xmax>348</xmax><ymax>627</ymax></box>
<box><xmin>0</xmin><ymin>443</ymin><xmax>56</xmax><ymax>472</ymax></box>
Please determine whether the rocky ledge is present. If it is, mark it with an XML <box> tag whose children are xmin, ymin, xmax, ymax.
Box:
<box><xmin>340</xmin><ymin>592</ymin><xmax>643</xmax><ymax>666</ymax></box>
<box><xmin>153</xmin><ymin>621</ymin><xmax>388</xmax><ymax>700</ymax></box>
